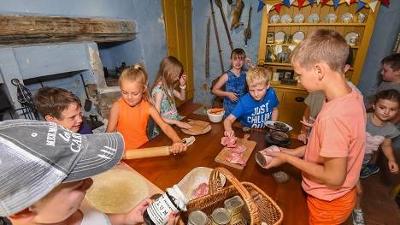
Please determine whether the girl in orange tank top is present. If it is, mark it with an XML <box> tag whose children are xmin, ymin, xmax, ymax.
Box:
<box><xmin>106</xmin><ymin>64</ymin><xmax>186</xmax><ymax>157</ymax></box>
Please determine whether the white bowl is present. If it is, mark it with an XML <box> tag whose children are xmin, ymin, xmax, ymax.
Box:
<box><xmin>206</xmin><ymin>108</ymin><xmax>224</xmax><ymax>123</ymax></box>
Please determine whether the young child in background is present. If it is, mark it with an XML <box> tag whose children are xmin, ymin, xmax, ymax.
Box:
<box><xmin>0</xmin><ymin>120</ymin><xmax>178</xmax><ymax>225</ymax></box>
<box><xmin>151</xmin><ymin>56</ymin><xmax>191</xmax><ymax>129</ymax></box>
<box><xmin>263</xmin><ymin>29</ymin><xmax>366</xmax><ymax>225</ymax></box>
<box><xmin>106</xmin><ymin>64</ymin><xmax>186</xmax><ymax>155</ymax></box>
<box><xmin>34</xmin><ymin>87</ymin><xmax>92</xmax><ymax>134</ymax></box>
<box><xmin>223</xmin><ymin>66</ymin><xmax>278</xmax><ymax>137</ymax></box>
<box><xmin>297</xmin><ymin>48</ymin><xmax>356</xmax><ymax>144</ymax></box>
<box><xmin>212</xmin><ymin>48</ymin><xmax>248</xmax><ymax>117</ymax></box>
<box><xmin>352</xmin><ymin>89</ymin><xmax>400</xmax><ymax>225</ymax></box>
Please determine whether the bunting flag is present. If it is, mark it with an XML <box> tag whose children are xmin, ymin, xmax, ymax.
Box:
<box><xmin>332</xmin><ymin>0</ymin><xmax>340</xmax><ymax>8</ymax></box>
<box><xmin>308</xmin><ymin>0</ymin><xmax>315</xmax><ymax>5</ymax></box>
<box><xmin>275</xmin><ymin>3</ymin><xmax>282</xmax><ymax>13</ymax></box>
<box><xmin>321</xmin><ymin>0</ymin><xmax>329</xmax><ymax>5</ymax></box>
<box><xmin>368</xmin><ymin>0</ymin><xmax>379</xmax><ymax>11</ymax></box>
<box><xmin>283</xmin><ymin>0</ymin><xmax>291</xmax><ymax>7</ymax></box>
<box><xmin>380</xmin><ymin>0</ymin><xmax>390</xmax><ymax>7</ymax></box>
<box><xmin>266</xmin><ymin>3</ymin><xmax>274</xmax><ymax>13</ymax></box>
<box><xmin>316</xmin><ymin>0</ymin><xmax>321</xmax><ymax>4</ymax></box>
<box><xmin>357</xmin><ymin>0</ymin><xmax>366</xmax><ymax>11</ymax></box>
<box><xmin>345</xmin><ymin>0</ymin><xmax>351</xmax><ymax>4</ymax></box>
<box><xmin>298</xmin><ymin>0</ymin><xmax>306</xmax><ymax>8</ymax></box>
<box><xmin>257</xmin><ymin>0</ymin><xmax>265</xmax><ymax>12</ymax></box>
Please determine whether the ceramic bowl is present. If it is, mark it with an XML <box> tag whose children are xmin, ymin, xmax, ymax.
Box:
<box><xmin>207</xmin><ymin>108</ymin><xmax>224</xmax><ymax>123</ymax></box>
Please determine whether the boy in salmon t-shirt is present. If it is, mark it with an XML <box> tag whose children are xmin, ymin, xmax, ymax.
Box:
<box><xmin>264</xmin><ymin>29</ymin><xmax>366</xmax><ymax>225</ymax></box>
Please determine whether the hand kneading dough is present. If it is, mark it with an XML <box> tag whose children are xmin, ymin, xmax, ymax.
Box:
<box><xmin>86</xmin><ymin>168</ymin><xmax>149</xmax><ymax>213</ymax></box>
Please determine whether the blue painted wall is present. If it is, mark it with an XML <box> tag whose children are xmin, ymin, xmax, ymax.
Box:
<box><xmin>192</xmin><ymin>0</ymin><xmax>261</xmax><ymax>106</ymax></box>
<box><xmin>192</xmin><ymin>1</ymin><xmax>400</xmax><ymax>106</ymax></box>
<box><xmin>0</xmin><ymin>0</ymin><xmax>167</xmax><ymax>83</ymax></box>
<box><xmin>358</xmin><ymin>2</ymin><xmax>400</xmax><ymax>96</ymax></box>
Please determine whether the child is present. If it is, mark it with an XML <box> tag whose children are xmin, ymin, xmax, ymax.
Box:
<box><xmin>263</xmin><ymin>29</ymin><xmax>366</xmax><ymax>225</ymax></box>
<box><xmin>34</xmin><ymin>87</ymin><xmax>92</xmax><ymax>134</ymax></box>
<box><xmin>223</xmin><ymin>66</ymin><xmax>279</xmax><ymax>137</ymax></box>
<box><xmin>106</xmin><ymin>64</ymin><xmax>186</xmax><ymax>155</ymax></box>
<box><xmin>151</xmin><ymin>56</ymin><xmax>191</xmax><ymax>129</ymax></box>
<box><xmin>352</xmin><ymin>89</ymin><xmax>400</xmax><ymax>225</ymax></box>
<box><xmin>0</xmin><ymin>119</ymin><xmax>178</xmax><ymax>225</ymax></box>
<box><xmin>297</xmin><ymin>48</ymin><xmax>356</xmax><ymax>144</ymax></box>
<box><xmin>212</xmin><ymin>48</ymin><xmax>248</xmax><ymax>117</ymax></box>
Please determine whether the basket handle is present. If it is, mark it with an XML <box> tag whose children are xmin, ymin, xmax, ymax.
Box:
<box><xmin>209</xmin><ymin>167</ymin><xmax>260</xmax><ymax>224</ymax></box>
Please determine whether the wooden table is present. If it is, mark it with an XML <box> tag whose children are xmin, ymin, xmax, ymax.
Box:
<box><xmin>123</xmin><ymin>103</ymin><xmax>309</xmax><ymax>225</ymax></box>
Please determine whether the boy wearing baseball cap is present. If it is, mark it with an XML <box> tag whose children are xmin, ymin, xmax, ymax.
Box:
<box><xmin>0</xmin><ymin>119</ymin><xmax>177</xmax><ymax>225</ymax></box>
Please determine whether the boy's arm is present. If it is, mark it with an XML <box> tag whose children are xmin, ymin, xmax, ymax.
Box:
<box><xmin>223</xmin><ymin>114</ymin><xmax>237</xmax><ymax>137</ymax></box>
<box><xmin>381</xmin><ymin>138</ymin><xmax>399</xmax><ymax>173</ymax></box>
<box><xmin>267</xmin><ymin>152</ymin><xmax>347</xmax><ymax>188</ymax></box>
<box><xmin>271</xmin><ymin>107</ymin><xmax>278</xmax><ymax>121</ymax></box>
<box><xmin>106</xmin><ymin>102</ymin><xmax>119</xmax><ymax>132</ymax></box>
<box><xmin>107</xmin><ymin>199</ymin><xmax>178</xmax><ymax>225</ymax></box>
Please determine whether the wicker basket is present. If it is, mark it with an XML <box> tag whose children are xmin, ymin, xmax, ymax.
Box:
<box><xmin>183</xmin><ymin>167</ymin><xmax>283</xmax><ymax>225</ymax></box>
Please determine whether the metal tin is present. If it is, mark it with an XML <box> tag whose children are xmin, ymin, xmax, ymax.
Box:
<box><xmin>188</xmin><ymin>210</ymin><xmax>210</xmax><ymax>225</ymax></box>
<box><xmin>211</xmin><ymin>208</ymin><xmax>231</xmax><ymax>225</ymax></box>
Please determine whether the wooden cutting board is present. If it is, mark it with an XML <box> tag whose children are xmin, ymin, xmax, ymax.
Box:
<box><xmin>214</xmin><ymin>134</ymin><xmax>257</xmax><ymax>170</ymax></box>
<box><xmin>181</xmin><ymin>119</ymin><xmax>211</xmax><ymax>135</ymax></box>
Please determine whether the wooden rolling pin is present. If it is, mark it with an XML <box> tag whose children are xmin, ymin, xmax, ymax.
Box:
<box><xmin>124</xmin><ymin>146</ymin><xmax>170</xmax><ymax>159</ymax></box>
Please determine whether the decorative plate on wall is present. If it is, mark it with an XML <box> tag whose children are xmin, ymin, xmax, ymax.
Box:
<box><xmin>292</xmin><ymin>31</ymin><xmax>305</xmax><ymax>44</ymax></box>
<box><xmin>270</xmin><ymin>14</ymin><xmax>280</xmax><ymax>24</ymax></box>
<box><xmin>280</xmin><ymin>14</ymin><xmax>292</xmax><ymax>23</ymax></box>
<box><xmin>307</xmin><ymin>13</ymin><xmax>319</xmax><ymax>23</ymax></box>
<box><xmin>324</xmin><ymin>13</ymin><xmax>337</xmax><ymax>23</ymax></box>
<box><xmin>293</xmin><ymin>13</ymin><xmax>304</xmax><ymax>23</ymax></box>
<box><xmin>345</xmin><ymin>32</ymin><xmax>359</xmax><ymax>46</ymax></box>
<box><xmin>341</xmin><ymin>13</ymin><xmax>353</xmax><ymax>23</ymax></box>
<box><xmin>274</xmin><ymin>31</ymin><xmax>286</xmax><ymax>44</ymax></box>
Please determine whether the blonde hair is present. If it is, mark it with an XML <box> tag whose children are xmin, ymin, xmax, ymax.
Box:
<box><xmin>119</xmin><ymin>64</ymin><xmax>149</xmax><ymax>100</ymax></box>
<box><xmin>291</xmin><ymin>29</ymin><xmax>349</xmax><ymax>73</ymax></box>
<box><xmin>152</xmin><ymin>56</ymin><xmax>184</xmax><ymax>105</ymax></box>
<box><xmin>246</xmin><ymin>66</ymin><xmax>271</xmax><ymax>86</ymax></box>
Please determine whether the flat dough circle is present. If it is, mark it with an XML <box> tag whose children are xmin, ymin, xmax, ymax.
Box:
<box><xmin>86</xmin><ymin>168</ymin><xmax>149</xmax><ymax>213</ymax></box>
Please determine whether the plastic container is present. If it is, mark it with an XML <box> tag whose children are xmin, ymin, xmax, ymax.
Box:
<box><xmin>188</xmin><ymin>210</ymin><xmax>210</xmax><ymax>225</ymax></box>
<box><xmin>211</xmin><ymin>208</ymin><xmax>231</xmax><ymax>225</ymax></box>
<box><xmin>143</xmin><ymin>185</ymin><xmax>188</xmax><ymax>225</ymax></box>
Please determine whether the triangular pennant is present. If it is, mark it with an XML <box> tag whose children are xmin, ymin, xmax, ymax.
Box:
<box><xmin>266</xmin><ymin>3</ymin><xmax>274</xmax><ymax>13</ymax></box>
<box><xmin>298</xmin><ymin>0</ymin><xmax>306</xmax><ymax>8</ymax></box>
<box><xmin>274</xmin><ymin>3</ymin><xmax>282</xmax><ymax>13</ymax></box>
<box><xmin>345</xmin><ymin>0</ymin><xmax>351</xmax><ymax>4</ymax></box>
<box><xmin>380</xmin><ymin>0</ymin><xmax>390</xmax><ymax>7</ymax></box>
<box><xmin>333</xmin><ymin>0</ymin><xmax>340</xmax><ymax>8</ymax></box>
<box><xmin>316</xmin><ymin>0</ymin><xmax>321</xmax><ymax>5</ymax></box>
<box><xmin>368</xmin><ymin>0</ymin><xmax>379</xmax><ymax>12</ymax></box>
<box><xmin>321</xmin><ymin>0</ymin><xmax>329</xmax><ymax>4</ymax></box>
<box><xmin>351</xmin><ymin>0</ymin><xmax>357</xmax><ymax>3</ymax></box>
<box><xmin>308</xmin><ymin>0</ymin><xmax>315</xmax><ymax>5</ymax></box>
<box><xmin>357</xmin><ymin>0</ymin><xmax>366</xmax><ymax>12</ymax></box>
<box><xmin>283</xmin><ymin>0</ymin><xmax>291</xmax><ymax>7</ymax></box>
<box><xmin>257</xmin><ymin>0</ymin><xmax>265</xmax><ymax>12</ymax></box>
<box><xmin>290</xmin><ymin>0</ymin><xmax>296</xmax><ymax>4</ymax></box>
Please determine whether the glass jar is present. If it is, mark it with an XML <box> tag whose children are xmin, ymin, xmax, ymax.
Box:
<box><xmin>144</xmin><ymin>185</ymin><xmax>188</xmax><ymax>225</ymax></box>
<box><xmin>188</xmin><ymin>210</ymin><xmax>210</xmax><ymax>225</ymax></box>
<box><xmin>211</xmin><ymin>208</ymin><xmax>231</xmax><ymax>225</ymax></box>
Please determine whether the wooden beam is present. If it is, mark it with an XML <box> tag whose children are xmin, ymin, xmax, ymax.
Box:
<box><xmin>0</xmin><ymin>15</ymin><xmax>135</xmax><ymax>45</ymax></box>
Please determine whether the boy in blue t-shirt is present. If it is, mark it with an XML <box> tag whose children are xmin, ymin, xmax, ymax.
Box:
<box><xmin>224</xmin><ymin>66</ymin><xmax>279</xmax><ymax>137</ymax></box>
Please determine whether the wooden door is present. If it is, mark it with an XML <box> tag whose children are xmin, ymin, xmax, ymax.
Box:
<box><xmin>162</xmin><ymin>0</ymin><xmax>194</xmax><ymax>100</ymax></box>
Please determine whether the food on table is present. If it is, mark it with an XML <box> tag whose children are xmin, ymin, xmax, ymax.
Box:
<box><xmin>270</xmin><ymin>130</ymin><xmax>289</xmax><ymax>142</ymax></box>
<box><xmin>226</xmin><ymin>152</ymin><xmax>246</xmax><ymax>166</ymax></box>
<box><xmin>192</xmin><ymin>182</ymin><xmax>209</xmax><ymax>198</ymax></box>
<box><xmin>273</xmin><ymin>121</ymin><xmax>289</xmax><ymax>132</ymax></box>
<box><xmin>228</xmin><ymin>144</ymin><xmax>246</xmax><ymax>153</ymax></box>
<box><xmin>209</xmin><ymin>107</ymin><xmax>224</xmax><ymax>114</ymax></box>
<box><xmin>258</xmin><ymin>145</ymin><xmax>280</xmax><ymax>167</ymax></box>
<box><xmin>221</xmin><ymin>136</ymin><xmax>238</xmax><ymax>148</ymax></box>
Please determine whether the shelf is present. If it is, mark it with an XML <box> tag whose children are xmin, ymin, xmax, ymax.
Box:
<box><xmin>268</xmin><ymin>23</ymin><xmax>366</xmax><ymax>27</ymax></box>
<box><xmin>263</xmin><ymin>62</ymin><xmax>291</xmax><ymax>67</ymax></box>
<box><xmin>266</xmin><ymin>43</ymin><xmax>359</xmax><ymax>49</ymax></box>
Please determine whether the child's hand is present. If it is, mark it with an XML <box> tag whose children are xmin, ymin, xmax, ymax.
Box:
<box><xmin>124</xmin><ymin>198</ymin><xmax>152</xmax><ymax>224</ymax></box>
<box><xmin>224</xmin><ymin>130</ymin><xmax>235</xmax><ymax>137</ymax></box>
<box><xmin>179</xmin><ymin>74</ymin><xmax>187</xmax><ymax>86</ymax></box>
<box><xmin>297</xmin><ymin>132</ymin><xmax>307</xmax><ymax>144</ymax></box>
<box><xmin>177</xmin><ymin>121</ymin><xmax>192</xmax><ymax>129</ymax></box>
<box><xmin>227</xmin><ymin>92</ymin><xmax>238</xmax><ymax>102</ymax></box>
<box><xmin>171</xmin><ymin>142</ymin><xmax>187</xmax><ymax>155</ymax></box>
<box><xmin>388</xmin><ymin>160</ymin><xmax>399</xmax><ymax>173</ymax></box>
<box><xmin>263</xmin><ymin>151</ymin><xmax>287</xmax><ymax>169</ymax></box>
<box><xmin>166</xmin><ymin>212</ymin><xmax>180</xmax><ymax>225</ymax></box>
